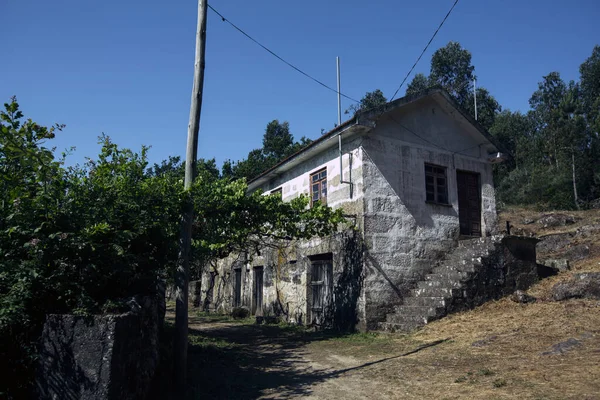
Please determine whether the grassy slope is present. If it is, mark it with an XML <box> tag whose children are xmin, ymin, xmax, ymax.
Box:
<box><xmin>306</xmin><ymin>207</ymin><xmax>600</xmax><ymax>399</ymax></box>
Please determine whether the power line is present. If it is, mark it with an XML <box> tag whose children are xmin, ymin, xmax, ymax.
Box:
<box><xmin>208</xmin><ymin>4</ymin><xmax>360</xmax><ymax>103</ymax></box>
<box><xmin>389</xmin><ymin>0</ymin><xmax>460</xmax><ymax>101</ymax></box>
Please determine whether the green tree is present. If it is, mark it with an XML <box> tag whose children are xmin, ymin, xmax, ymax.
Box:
<box><xmin>578</xmin><ymin>46</ymin><xmax>600</xmax><ymax>200</ymax></box>
<box><xmin>429</xmin><ymin>41</ymin><xmax>475</xmax><ymax>105</ymax></box>
<box><xmin>529</xmin><ymin>72</ymin><xmax>569</xmax><ymax>168</ymax></box>
<box><xmin>404</xmin><ymin>42</ymin><xmax>501</xmax><ymax>130</ymax></box>
<box><xmin>263</xmin><ymin>120</ymin><xmax>293</xmax><ymax>160</ymax></box>
<box><xmin>406</xmin><ymin>73</ymin><xmax>430</xmax><ymax>96</ymax></box>
<box><xmin>0</xmin><ymin>99</ymin><xmax>341</xmax><ymax>397</ymax></box>
<box><xmin>224</xmin><ymin>120</ymin><xmax>313</xmax><ymax>181</ymax></box>
<box><xmin>464</xmin><ymin>87</ymin><xmax>502</xmax><ymax>131</ymax></box>
<box><xmin>345</xmin><ymin>89</ymin><xmax>388</xmax><ymax>115</ymax></box>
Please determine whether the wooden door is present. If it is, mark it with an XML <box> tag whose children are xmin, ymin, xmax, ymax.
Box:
<box><xmin>233</xmin><ymin>269</ymin><xmax>242</xmax><ymax>307</ymax></box>
<box><xmin>457</xmin><ymin>171</ymin><xmax>481</xmax><ymax>237</ymax></box>
<box><xmin>252</xmin><ymin>267</ymin><xmax>264</xmax><ymax>316</ymax></box>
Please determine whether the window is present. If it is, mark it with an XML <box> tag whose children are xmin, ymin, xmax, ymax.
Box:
<box><xmin>310</xmin><ymin>168</ymin><xmax>327</xmax><ymax>205</ymax></box>
<box><xmin>310</xmin><ymin>257</ymin><xmax>333</xmax><ymax>323</ymax></box>
<box><xmin>425</xmin><ymin>164</ymin><xmax>449</xmax><ymax>204</ymax></box>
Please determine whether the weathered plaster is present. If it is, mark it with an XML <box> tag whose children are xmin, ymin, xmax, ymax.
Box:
<box><xmin>202</xmin><ymin>95</ymin><xmax>499</xmax><ymax>331</ymax></box>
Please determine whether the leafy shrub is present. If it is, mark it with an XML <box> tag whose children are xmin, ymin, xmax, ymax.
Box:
<box><xmin>0</xmin><ymin>98</ymin><xmax>344</xmax><ymax>397</ymax></box>
<box><xmin>231</xmin><ymin>307</ymin><xmax>250</xmax><ymax>319</ymax></box>
<box><xmin>0</xmin><ymin>99</ymin><xmax>182</xmax><ymax>397</ymax></box>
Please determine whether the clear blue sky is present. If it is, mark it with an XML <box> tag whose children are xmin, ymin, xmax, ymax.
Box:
<box><xmin>2</xmin><ymin>0</ymin><xmax>599</xmax><ymax>168</ymax></box>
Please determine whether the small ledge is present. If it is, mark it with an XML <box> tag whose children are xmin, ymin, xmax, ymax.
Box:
<box><xmin>425</xmin><ymin>201</ymin><xmax>453</xmax><ymax>208</ymax></box>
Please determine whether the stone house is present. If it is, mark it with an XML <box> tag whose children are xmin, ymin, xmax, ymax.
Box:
<box><xmin>201</xmin><ymin>88</ymin><xmax>535</xmax><ymax>332</ymax></box>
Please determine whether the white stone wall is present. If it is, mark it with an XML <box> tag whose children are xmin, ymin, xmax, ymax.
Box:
<box><xmin>204</xmin><ymin>136</ymin><xmax>367</xmax><ymax>328</ymax></box>
<box><xmin>203</xmin><ymin>95</ymin><xmax>499</xmax><ymax>331</ymax></box>
<box><xmin>258</xmin><ymin>136</ymin><xmax>365</xmax><ymax>217</ymax></box>
<box><xmin>361</xmin><ymin>97</ymin><xmax>498</xmax><ymax>328</ymax></box>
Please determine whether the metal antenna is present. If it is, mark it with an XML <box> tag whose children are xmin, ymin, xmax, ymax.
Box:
<box><xmin>336</xmin><ymin>57</ymin><xmax>341</xmax><ymax>126</ymax></box>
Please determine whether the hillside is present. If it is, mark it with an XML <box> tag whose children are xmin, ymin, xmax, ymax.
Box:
<box><xmin>299</xmin><ymin>207</ymin><xmax>600</xmax><ymax>399</ymax></box>
<box><xmin>155</xmin><ymin>207</ymin><xmax>600</xmax><ymax>399</ymax></box>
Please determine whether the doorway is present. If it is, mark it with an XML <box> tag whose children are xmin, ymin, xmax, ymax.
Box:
<box><xmin>233</xmin><ymin>268</ymin><xmax>242</xmax><ymax>308</ymax></box>
<box><xmin>457</xmin><ymin>170</ymin><xmax>481</xmax><ymax>237</ymax></box>
<box><xmin>252</xmin><ymin>266</ymin><xmax>264</xmax><ymax>316</ymax></box>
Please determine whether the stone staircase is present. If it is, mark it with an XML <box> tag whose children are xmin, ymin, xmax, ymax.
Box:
<box><xmin>379</xmin><ymin>237</ymin><xmax>501</xmax><ymax>333</ymax></box>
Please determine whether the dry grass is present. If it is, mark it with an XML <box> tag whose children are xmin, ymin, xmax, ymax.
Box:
<box><xmin>498</xmin><ymin>206</ymin><xmax>600</xmax><ymax>236</ymax></box>
<box><xmin>305</xmin><ymin>207</ymin><xmax>600</xmax><ymax>399</ymax></box>
<box><xmin>307</xmin><ymin>294</ymin><xmax>600</xmax><ymax>399</ymax></box>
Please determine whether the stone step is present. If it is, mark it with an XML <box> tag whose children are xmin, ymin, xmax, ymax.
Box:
<box><xmin>386</xmin><ymin>313</ymin><xmax>431</xmax><ymax>325</ymax></box>
<box><xmin>377</xmin><ymin>322</ymin><xmax>421</xmax><ymax>333</ymax></box>
<box><xmin>376</xmin><ymin>237</ymin><xmax>500</xmax><ymax>334</ymax></box>
<box><xmin>403</xmin><ymin>296</ymin><xmax>449</xmax><ymax>308</ymax></box>
<box><xmin>425</xmin><ymin>270</ymin><xmax>470</xmax><ymax>281</ymax></box>
<box><xmin>411</xmin><ymin>287</ymin><xmax>463</xmax><ymax>298</ymax></box>
<box><xmin>393</xmin><ymin>305</ymin><xmax>446</xmax><ymax>317</ymax></box>
<box><xmin>417</xmin><ymin>279</ymin><xmax>464</xmax><ymax>289</ymax></box>
<box><xmin>432</xmin><ymin>264</ymin><xmax>477</xmax><ymax>274</ymax></box>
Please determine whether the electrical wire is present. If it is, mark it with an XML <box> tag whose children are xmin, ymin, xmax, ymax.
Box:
<box><xmin>208</xmin><ymin>4</ymin><xmax>360</xmax><ymax>103</ymax></box>
<box><xmin>389</xmin><ymin>0</ymin><xmax>460</xmax><ymax>101</ymax></box>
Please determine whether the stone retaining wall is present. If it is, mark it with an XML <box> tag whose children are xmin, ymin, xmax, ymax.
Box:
<box><xmin>36</xmin><ymin>295</ymin><xmax>163</xmax><ymax>400</ymax></box>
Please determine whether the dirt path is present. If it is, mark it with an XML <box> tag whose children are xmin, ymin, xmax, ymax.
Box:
<box><xmin>186</xmin><ymin>317</ymin><xmax>395</xmax><ymax>400</ymax></box>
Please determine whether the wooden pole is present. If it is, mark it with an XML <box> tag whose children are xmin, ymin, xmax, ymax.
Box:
<box><xmin>572</xmin><ymin>149</ymin><xmax>579</xmax><ymax>210</ymax></box>
<box><xmin>174</xmin><ymin>0</ymin><xmax>208</xmax><ymax>393</ymax></box>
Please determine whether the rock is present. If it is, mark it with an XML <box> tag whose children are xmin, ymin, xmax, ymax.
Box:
<box><xmin>576</xmin><ymin>224</ymin><xmax>600</xmax><ymax>238</ymax></box>
<box><xmin>36</xmin><ymin>294</ymin><xmax>163</xmax><ymax>400</ymax></box>
<box><xmin>538</xmin><ymin>259</ymin><xmax>570</xmax><ymax>272</ymax></box>
<box><xmin>538</xmin><ymin>213</ymin><xmax>576</xmax><ymax>228</ymax></box>
<box><xmin>550</xmin><ymin>272</ymin><xmax>600</xmax><ymax>301</ymax></box>
<box><xmin>511</xmin><ymin>290</ymin><xmax>537</xmax><ymax>304</ymax></box>
<box><xmin>522</xmin><ymin>218</ymin><xmax>535</xmax><ymax>225</ymax></box>
<box><xmin>537</xmin><ymin>263</ymin><xmax>560</xmax><ymax>278</ymax></box>
<box><xmin>541</xmin><ymin>338</ymin><xmax>582</xmax><ymax>355</ymax></box>
<box><xmin>565</xmin><ymin>244</ymin><xmax>591</xmax><ymax>261</ymax></box>
<box><xmin>589</xmin><ymin>198</ymin><xmax>600</xmax><ymax>209</ymax></box>
<box><xmin>537</xmin><ymin>233</ymin><xmax>573</xmax><ymax>254</ymax></box>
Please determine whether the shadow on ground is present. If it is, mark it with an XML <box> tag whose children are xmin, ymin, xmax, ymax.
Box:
<box><xmin>149</xmin><ymin>313</ymin><xmax>445</xmax><ymax>400</ymax></box>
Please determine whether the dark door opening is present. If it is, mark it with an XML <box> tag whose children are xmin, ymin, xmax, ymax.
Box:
<box><xmin>310</xmin><ymin>257</ymin><xmax>333</xmax><ymax>325</ymax></box>
<box><xmin>457</xmin><ymin>170</ymin><xmax>481</xmax><ymax>237</ymax></box>
<box><xmin>233</xmin><ymin>268</ymin><xmax>242</xmax><ymax>308</ymax></box>
<box><xmin>252</xmin><ymin>267</ymin><xmax>264</xmax><ymax>315</ymax></box>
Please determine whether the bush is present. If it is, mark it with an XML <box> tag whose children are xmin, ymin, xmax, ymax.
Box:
<box><xmin>231</xmin><ymin>307</ymin><xmax>250</xmax><ymax>319</ymax></box>
<box><xmin>496</xmin><ymin>166</ymin><xmax>576</xmax><ymax>210</ymax></box>
<box><xmin>0</xmin><ymin>99</ymin><xmax>181</xmax><ymax>397</ymax></box>
<box><xmin>0</xmin><ymin>98</ymin><xmax>344</xmax><ymax>398</ymax></box>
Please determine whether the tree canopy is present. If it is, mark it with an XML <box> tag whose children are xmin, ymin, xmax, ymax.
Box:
<box><xmin>0</xmin><ymin>100</ymin><xmax>342</xmax><ymax>397</ymax></box>
<box><xmin>223</xmin><ymin>119</ymin><xmax>313</xmax><ymax>181</ymax></box>
<box><xmin>345</xmin><ymin>89</ymin><xmax>388</xmax><ymax>115</ymax></box>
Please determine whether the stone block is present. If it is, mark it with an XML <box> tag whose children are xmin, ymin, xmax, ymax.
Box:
<box><xmin>364</xmin><ymin>214</ymin><xmax>401</xmax><ymax>233</ymax></box>
<box><xmin>369</xmin><ymin>197</ymin><xmax>404</xmax><ymax>213</ymax></box>
<box><xmin>36</xmin><ymin>295</ymin><xmax>162</xmax><ymax>400</ymax></box>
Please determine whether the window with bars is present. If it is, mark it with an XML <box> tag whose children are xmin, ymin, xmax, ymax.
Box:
<box><xmin>310</xmin><ymin>168</ymin><xmax>327</xmax><ymax>206</ymax></box>
<box><xmin>425</xmin><ymin>164</ymin><xmax>449</xmax><ymax>204</ymax></box>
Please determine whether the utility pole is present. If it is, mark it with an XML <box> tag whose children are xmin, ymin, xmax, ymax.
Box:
<box><xmin>174</xmin><ymin>0</ymin><xmax>208</xmax><ymax>394</ymax></box>
<box><xmin>571</xmin><ymin>148</ymin><xmax>579</xmax><ymax>210</ymax></box>
<box><xmin>473</xmin><ymin>78</ymin><xmax>478</xmax><ymax>121</ymax></box>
